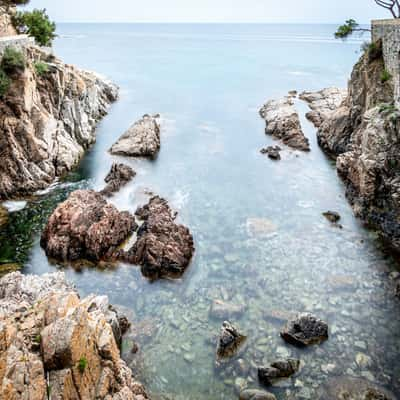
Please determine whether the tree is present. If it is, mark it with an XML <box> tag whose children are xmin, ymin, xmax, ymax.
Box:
<box><xmin>374</xmin><ymin>0</ymin><xmax>400</xmax><ymax>18</ymax></box>
<box><xmin>13</xmin><ymin>9</ymin><xmax>56</xmax><ymax>46</ymax></box>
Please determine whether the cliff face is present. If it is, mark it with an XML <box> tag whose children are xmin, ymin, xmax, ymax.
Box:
<box><xmin>0</xmin><ymin>45</ymin><xmax>118</xmax><ymax>199</ymax></box>
<box><xmin>317</xmin><ymin>41</ymin><xmax>400</xmax><ymax>251</ymax></box>
<box><xmin>0</xmin><ymin>5</ymin><xmax>17</xmax><ymax>37</ymax></box>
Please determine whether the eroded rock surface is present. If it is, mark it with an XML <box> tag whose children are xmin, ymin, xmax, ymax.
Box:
<box><xmin>121</xmin><ymin>196</ymin><xmax>194</xmax><ymax>279</ymax></box>
<box><xmin>300</xmin><ymin>87</ymin><xmax>347</xmax><ymax>128</ymax></box>
<box><xmin>259</xmin><ymin>97</ymin><xmax>310</xmax><ymax>151</ymax></box>
<box><xmin>41</xmin><ymin>190</ymin><xmax>137</xmax><ymax>262</ymax></box>
<box><xmin>101</xmin><ymin>163</ymin><xmax>136</xmax><ymax>197</ymax></box>
<box><xmin>110</xmin><ymin>114</ymin><xmax>161</xmax><ymax>158</ymax></box>
<box><xmin>315</xmin><ymin>41</ymin><xmax>400</xmax><ymax>251</ymax></box>
<box><xmin>0</xmin><ymin>271</ymin><xmax>148</xmax><ymax>400</ymax></box>
<box><xmin>280</xmin><ymin>313</ymin><xmax>328</xmax><ymax>347</ymax></box>
<box><xmin>0</xmin><ymin>45</ymin><xmax>118</xmax><ymax>199</ymax></box>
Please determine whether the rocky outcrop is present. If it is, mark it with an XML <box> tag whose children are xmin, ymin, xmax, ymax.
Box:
<box><xmin>0</xmin><ymin>5</ymin><xmax>17</xmax><ymax>37</ymax></box>
<box><xmin>314</xmin><ymin>41</ymin><xmax>400</xmax><ymax>251</ymax></box>
<box><xmin>280</xmin><ymin>313</ymin><xmax>328</xmax><ymax>347</ymax></box>
<box><xmin>0</xmin><ymin>45</ymin><xmax>118</xmax><ymax>199</ymax></box>
<box><xmin>41</xmin><ymin>190</ymin><xmax>137</xmax><ymax>262</ymax></box>
<box><xmin>100</xmin><ymin>163</ymin><xmax>136</xmax><ymax>197</ymax></box>
<box><xmin>299</xmin><ymin>87</ymin><xmax>347</xmax><ymax>128</ymax></box>
<box><xmin>0</xmin><ymin>271</ymin><xmax>148</xmax><ymax>400</ymax></box>
<box><xmin>120</xmin><ymin>196</ymin><xmax>194</xmax><ymax>279</ymax></box>
<box><xmin>110</xmin><ymin>114</ymin><xmax>160</xmax><ymax>158</ymax></box>
<box><xmin>259</xmin><ymin>97</ymin><xmax>310</xmax><ymax>151</ymax></box>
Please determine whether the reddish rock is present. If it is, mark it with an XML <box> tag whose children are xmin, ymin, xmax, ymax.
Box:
<box><xmin>100</xmin><ymin>163</ymin><xmax>136</xmax><ymax>197</ymax></box>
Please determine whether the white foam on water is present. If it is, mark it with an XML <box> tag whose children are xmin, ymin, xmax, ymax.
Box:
<box><xmin>2</xmin><ymin>200</ymin><xmax>27</xmax><ymax>212</ymax></box>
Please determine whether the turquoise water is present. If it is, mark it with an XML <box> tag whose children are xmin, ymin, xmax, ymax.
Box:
<box><xmin>2</xmin><ymin>24</ymin><xmax>400</xmax><ymax>399</ymax></box>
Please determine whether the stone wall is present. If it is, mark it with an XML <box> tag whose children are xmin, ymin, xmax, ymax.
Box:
<box><xmin>0</xmin><ymin>34</ymin><xmax>34</xmax><ymax>55</ymax></box>
<box><xmin>372</xmin><ymin>19</ymin><xmax>400</xmax><ymax>104</ymax></box>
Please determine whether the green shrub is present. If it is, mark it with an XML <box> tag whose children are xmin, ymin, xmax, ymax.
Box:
<box><xmin>0</xmin><ymin>69</ymin><xmax>11</xmax><ymax>98</ymax></box>
<box><xmin>78</xmin><ymin>356</ymin><xmax>88</xmax><ymax>373</ymax></box>
<box><xmin>361</xmin><ymin>40</ymin><xmax>382</xmax><ymax>62</ymax></box>
<box><xmin>34</xmin><ymin>61</ymin><xmax>48</xmax><ymax>76</ymax></box>
<box><xmin>381</xmin><ymin>69</ymin><xmax>392</xmax><ymax>83</ymax></box>
<box><xmin>1</xmin><ymin>47</ymin><xmax>25</xmax><ymax>74</ymax></box>
<box><xmin>13</xmin><ymin>9</ymin><xmax>56</xmax><ymax>47</ymax></box>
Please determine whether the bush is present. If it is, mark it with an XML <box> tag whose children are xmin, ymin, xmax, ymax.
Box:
<box><xmin>381</xmin><ymin>69</ymin><xmax>392</xmax><ymax>83</ymax></box>
<box><xmin>78</xmin><ymin>356</ymin><xmax>88</xmax><ymax>373</ymax></box>
<box><xmin>34</xmin><ymin>61</ymin><xmax>48</xmax><ymax>76</ymax></box>
<box><xmin>1</xmin><ymin>47</ymin><xmax>25</xmax><ymax>74</ymax></box>
<box><xmin>0</xmin><ymin>69</ymin><xmax>11</xmax><ymax>98</ymax></box>
<box><xmin>361</xmin><ymin>40</ymin><xmax>383</xmax><ymax>62</ymax></box>
<box><xmin>13</xmin><ymin>9</ymin><xmax>56</xmax><ymax>47</ymax></box>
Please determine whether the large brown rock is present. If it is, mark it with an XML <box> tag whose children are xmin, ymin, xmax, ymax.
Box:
<box><xmin>0</xmin><ymin>271</ymin><xmax>148</xmax><ymax>400</ymax></box>
<box><xmin>121</xmin><ymin>196</ymin><xmax>194</xmax><ymax>279</ymax></box>
<box><xmin>259</xmin><ymin>97</ymin><xmax>310</xmax><ymax>151</ymax></box>
<box><xmin>40</xmin><ymin>190</ymin><xmax>137</xmax><ymax>262</ymax></box>
<box><xmin>0</xmin><ymin>45</ymin><xmax>118</xmax><ymax>199</ymax></box>
<box><xmin>110</xmin><ymin>114</ymin><xmax>161</xmax><ymax>158</ymax></box>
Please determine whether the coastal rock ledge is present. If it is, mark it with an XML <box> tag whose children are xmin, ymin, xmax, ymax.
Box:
<box><xmin>0</xmin><ymin>271</ymin><xmax>149</xmax><ymax>399</ymax></box>
<box><xmin>0</xmin><ymin>45</ymin><xmax>118</xmax><ymax>199</ymax></box>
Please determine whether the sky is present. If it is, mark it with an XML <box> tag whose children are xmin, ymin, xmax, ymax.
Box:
<box><xmin>25</xmin><ymin>0</ymin><xmax>389</xmax><ymax>24</ymax></box>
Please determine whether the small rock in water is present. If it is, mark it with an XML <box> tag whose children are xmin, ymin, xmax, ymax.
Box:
<box><xmin>216</xmin><ymin>321</ymin><xmax>246</xmax><ymax>365</ymax></box>
<box><xmin>239</xmin><ymin>388</ymin><xmax>277</xmax><ymax>400</ymax></box>
<box><xmin>210</xmin><ymin>299</ymin><xmax>245</xmax><ymax>319</ymax></box>
<box><xmin>260</xmin><ymin>146</ymin><xmax>282</xmax><ymax>160</ymax></box>
<box><xmin>280</xmin><ymin>313</ymin><xmax>328</xmax><ymax>347</ymax></box>
<box><xmin>258</xmin><ymin>359</ymin><xmax>300</xmax><ymax>386</ymax></box>
<box><xmin>356</xmin><ymin>353</ymin><xmax>372</xmax><ymax>368</ymax></box>
<box><xmin>322</xmin><ymin>211</ymin><xmax>342</xmax><ymax>228</ymax></box>
<box><xmin>100</xmin><ymin>162</ymin><xmax>136</xmax><ymax>197</ymax></box>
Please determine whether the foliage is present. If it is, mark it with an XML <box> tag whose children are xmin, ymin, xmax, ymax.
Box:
<box><xmin>379</xmin><ymin>103</ymin><xmax>397</xmax><ymax>113</ymax></box>
<box><xmin>33</xmin><ymin>334</ymin><xmax>41</xmax><ymax>344</ymax></box>
<box><xmin>13</xmin><ymin>9</ymin><xmax>56</xmax><ymax>47</ymax></box>
<box><xmin>0</xmin><ymin>69</ymin><xmax>11</xmax><ymax>98</ymax></box>
<box><xmin>78</xmin><ymin>356</ymin><xmax>88</xmax><ymax>373</ymax></box>
<box><xmin>335</xmin><ymin>19</ymin><xmax>360</xmax><ymax>38</ymax></box>
<box><xmin>381</xmin><ymin>69</ymin><xmax>392</xmax><ymax>83</ymax></box>
<box><xmin>34</xmin><ymin>61</ymin><xmax>48</xmax><ymax>76</ymax></box>
<box><xmin>1</xmin><ymin>46</ymin><xmax>25</xmax><ymax>74</ymax></box>
<box><xmin>361</xmin><ymin>41</ymin><xmax>383</xmax><ymax>61</ymax></box>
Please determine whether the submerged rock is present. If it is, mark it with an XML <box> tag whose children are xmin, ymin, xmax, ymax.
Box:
<box><xmin>210</xmin><ymin>299</ymin><xmax>245</xmax><ymax>319</ymax></box>
<box><xmin>258</xmin><ymin>359</ymin><xmax>300</xmax><ymax>386</ymax></box>
<box><xmin>260</xmin><ymin>146</ymin><xmax>281</xmax><ymax>160</ymax></box>
<box><xmin>239</xmin><ymin>389</ymin><xmax>277</xmax><ymax>400</ymax></box>
<box><xmin>299</xmin><ymin>87</ymin><xmax>347</xmax><ymax>128</ymax></box>
<box><xmin>0</xmin><ymin>271</ymin><xmax>148</xmax><ymax>400</ymax></box>
<box><xmin>41</xmin><ymin>190</ymin><xmax>137</xmax><ymax>262</ymax></box>
<box><xmin>259</xmin><ymin>97</ymin><xmax>310</xmax><ymax>151</ymax></box>
<box><xmin>280</xmin><ymin>313</ymin><xmax>328</xmax><ymax>347</ymax></box>
<box><xmin>100</xmin><ymin>162</ymin><xmax>136</xmax><ymax>197</ymax></box>
<box><xmin>110</xmin><ymin>114</ymin><xmax>161</xmax><ymax>158</ymax></box>
<box><xmin>121</xmin><ymin>196</ymin><xmax>194</xmax><ymax>279</ymax></box>
<box><xmin>216</xmin><ymin>321</ymin><xmax>246</xmax><ymax>363</ymax></box>
<box><xmin>246</xmin><ymin>218</ymin><xmax>277</xmax><ymax>237</ymax></box>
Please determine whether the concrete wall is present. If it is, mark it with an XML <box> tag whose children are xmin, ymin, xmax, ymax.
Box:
<box><xmin>372</xmin><ymin>19</ymin><xmax>400</xmax><ymax>104</ymax></box>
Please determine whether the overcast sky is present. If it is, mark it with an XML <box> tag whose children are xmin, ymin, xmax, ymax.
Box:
<box><xmin>25</xmin><ymin>0</ymin><xmax>389</xmax><ymax>23</ymax></box>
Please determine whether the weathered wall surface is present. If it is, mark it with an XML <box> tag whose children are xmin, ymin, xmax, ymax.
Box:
<box><xmin>0</xmin><ymin>34</ymin><xmax>34</xmax><ymax>54</ymax></box>
<box><xmin>372</xmin><ymin>19</ymin><xmax>400</xmax><ymax>104</ymax></box>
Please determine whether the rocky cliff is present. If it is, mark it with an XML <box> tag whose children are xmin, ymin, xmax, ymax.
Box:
<box><xmin>0</xmin><ymin>45</ymin><xmax>118</xmax><ymax>199</ymax></box>
<box><xmin>313</xmin><ymin>40</ymin><xmax>400</xmax><ymax>251</ymax></box>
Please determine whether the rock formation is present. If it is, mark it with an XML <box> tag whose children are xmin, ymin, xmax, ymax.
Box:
<box><xmin>110</xmin><ymin>114</ymin><xmax>161</xmax><ymax>158</ymax></box>
<box><xmin>0</xmin><ymin>5</ymin><xmax>17</xmax><ymax>37</ymax></box>
<box><xmin>260</xmin><ymin>145</ymin><xmax>281</xmax><ymax>160</ymax></box>
<box><xmin>259</xmin><ymin>97</ymin><xmax>310</xmax><ymax>151</ymax></box>
<box><xmin>310</xmin><ymin>40</ymin><xmax>400</xmax><ymax>251</ymax></box>
<box><xmin>100</xmin><ymin>163</ymin><xmax>136</xmax><ymax>197</ymax></box>
<box><xmin>0</xmin><ymin>271</ymin><xmax>149</xmax><ymax>399</ymax></box>
<box><xmin>0</xmin><ymin>45</ymin><xmax>118</xmax><ymax>199</ymax></box>
<box><xmin>216</xmin><ymin>321</ymin><xmax>246</xmax><ymax>362</ymax></box>
<box><xmin>120</xmin><ymin>196</ymin><xmax>194</xmax><ymax>279</ymax></box>
<box><xmin>40</xmin><ymin>190</ymin><xmax>137</xmax><ymax>262</ymax></box>
<box><xmin>258</xmin><ymin>359</ymin><xmax>300</xmax><ymax>386</ymax></box>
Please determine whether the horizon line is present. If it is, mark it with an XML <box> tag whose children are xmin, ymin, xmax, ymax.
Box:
<box><xmin>54</xmin><ymin>21</ymin><xmax>373</xmax><ymax>25</ymax></box>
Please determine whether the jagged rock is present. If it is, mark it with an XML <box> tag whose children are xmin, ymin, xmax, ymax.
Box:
<box><xmin>260</xmin><ymin>146</ymin><xmax>281</xmax><ymax>160</ymax></box>
<box><xmin>216</xmin><ymin>321</ymin><xmax>246</xmax><ymax>362</ymax></box>
<box><xmin>0</xmin><ymin>271</ymin><xmax>148</xmax><ymax>400</ymax></box>
<box><xmin>210</xmin><ymin>299</ymin><xmax>245</xmax><ymax>319</ymax></box>
<box><xmin>318</xmin><ymin>377</ymin><xmax>395</xmax><ymax>400</ymax></box>
<box><xmin>300</xmin><ymin>87</ymin><xmax>347</xmax><ymax>127</ymax></box>
<box><xmin>0</xmin><ymin>45</ymin><xmax>118</xmax><ymax>199</ymax></box>
<box><xmin>239</xmin><ymin>389</ymin><xmax>277</xmax><ymax>400</ymax></box>
<box><xmin>120</xmin><ymin>196</ymin><xmax>194</xmax><ymax>280</ymax></box>
<box><xmin>100</xmin><ymin>163</ymin><xmax>136</xmax><ymax>197</ymax></box>
<box><xmin>258</xmin><ymin>359</ymin><xmax>300</xmax><ymax>386</ymax></box>
<box><xmin>259</xmin><ymin>97</ymin><xmax>310</xmax><ymax>151</ymax></box>
<box><xmin>280</xmin><ymin>313</ymin><xmax>328</xmax><ymax>347</ymax></box>
<box><xmin>314</xmin><ymin>42</ymin><xmax>400</xmax><ymax>251</ymax></box>
<box><xmin>110</xmin><ymin>114</ymin><xmax>160</xmax><ymax>158</ymax></box>
<box><xmin>40</xmin><ymin>190</ymin><xmax>137</xmax><ymax>262</ymax></box>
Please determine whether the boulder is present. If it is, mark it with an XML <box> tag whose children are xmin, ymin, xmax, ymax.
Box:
<box><xmin>259</xmin><ymin>97</ymin><xmax>310</xmax><ymax>151</ymax></box>
<box><xmin>239</xmin><ymin>389</ymin><xmax>277</xmax><ymax>400</ymax></box>
<box><xmin>120</xmin><ymin>196</ymin><xmax>194</xmax><ymax>279</ymax></box>
<box><xmin>216</xmin><ymin>321</ymin><xmax>246</xmax><ymax>362</ymax></box>
<box><xmin>110</xmin><ymin>114</ymin><xmax>161</xmax><ymax>158</ymax></box>
<box><xmin>100</xmin><ymin>163</ymin><xmax>136</xmax><ymax>197</ymax></box>
<box><xmin>280</xmin><ymin>313</ymin><xmax>328</xmax><ymax>347</ymax></box>
<box><xmin>40</xmin><ymin>190</ymin><xmax>137</xmax><ymax>262</ymax></box>
<box><xmin>258</xmin><ymin>359</ymin><xmax>300</xmax><ymax>386</ymax></box>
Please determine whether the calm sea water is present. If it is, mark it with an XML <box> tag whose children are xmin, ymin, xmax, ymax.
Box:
<box><xmin>1</xmin><ymin>24</ymin><xmax>400</xmax><ymax>399</ymax></box>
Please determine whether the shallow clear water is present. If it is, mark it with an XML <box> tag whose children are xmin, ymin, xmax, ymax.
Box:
<box><xmin>1</xmin><ymin>24</ymin><xmax>400</xmax><ymax>399</ymax></box>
